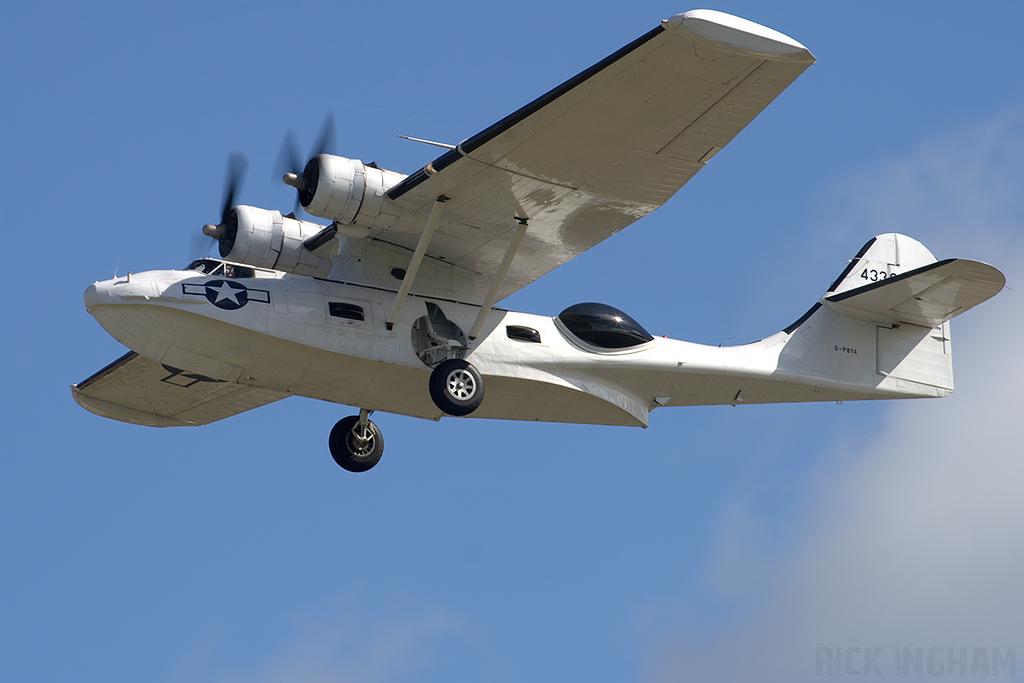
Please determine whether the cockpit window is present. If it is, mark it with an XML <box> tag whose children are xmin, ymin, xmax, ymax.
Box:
<box><xmin>223</xmin><ymin>264</ymin><xmax>254</xmax><ymax>279</ymax></box>
<box><xmin>186</xmin><ymin>259</ymin><xmax>223</xmax><ymax>275</ymax></box>
<box><xmin>557</xmin><ymin>302</ymin><xmax>653</xmax><ymax>349</ymax></box>
<box><xmin>185</xmin><ymin>260</ymin><xmax>255</xmax><ymax>278</ymax></box>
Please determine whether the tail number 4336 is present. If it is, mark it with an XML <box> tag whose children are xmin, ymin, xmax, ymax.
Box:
<box><xmin>861</xmin><ymin>268</ymin><xmax>896</xmax><ymax>282</ymax></box>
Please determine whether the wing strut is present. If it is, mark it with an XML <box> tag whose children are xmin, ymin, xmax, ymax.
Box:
<box><xmin>469</xmin><ymin>217</ymin><xmax>529</xmax><ymax>342</ymax></box>
<box><xmin>385</xmin><ymin>195</ymin><xmax>449</xmax><ymax>331</ymax></box>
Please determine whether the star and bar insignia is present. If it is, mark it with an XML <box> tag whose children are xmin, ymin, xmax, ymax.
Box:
<box><xmin>182</xmin><ymin>279</ymin><xmax>271</xmax><ymax>310</ymax></box>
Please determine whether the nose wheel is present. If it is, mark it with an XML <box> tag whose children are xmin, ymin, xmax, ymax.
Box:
<box><xmin>329</xmin><ymin>412</ymin><xmax>383</xmax><ymax>472</ymax></box>
<box><xmin>429</xmin><ymin>358</ymin><xmax>485</xmax><ymax>416</ymax></box>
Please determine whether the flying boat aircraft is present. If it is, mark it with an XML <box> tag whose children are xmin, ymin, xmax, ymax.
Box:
<box><xmin>73</xmin><ymin>10</ymin><xmax>1005</xmax><ymax>472</ymax></box>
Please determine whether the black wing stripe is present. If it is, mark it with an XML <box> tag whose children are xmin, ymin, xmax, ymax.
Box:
<box><xmin>74</xmin><ymin>350</ymin><xmax>138</xmax><ymax>390</ymax></box>
<box><xmin>386</xmin><ymin>24</ymin><xmax>667</xmax><ymax>202</ymax></box>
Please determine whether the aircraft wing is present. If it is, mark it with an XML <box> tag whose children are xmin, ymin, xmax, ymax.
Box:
<box><xmin>72</xmin><ymin>351</ymin><xmax>289</xmax><ymax>427</ymax></box>
<box><xmin>823</xmin><ymin>259</ymin><xmax>1006</xmax><ymax>328</ymax></box>
<box><xmin>384</xmin><ymin>10</ymin><xmax>815</xmax><ymax>301</ymax></box>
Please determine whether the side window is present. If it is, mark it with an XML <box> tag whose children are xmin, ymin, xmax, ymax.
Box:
<box><xmin>329</xmin><ymin>302</ymin><xmax>365</xmax><ymax>322</ymax></box>
<box><xmin>507</xmin><ymin>325</ymin><xmax>541</xmax><ymax>343</ymax></box>
<box><xmin>224</xmin><ymin>265</ymin><xmax>255</xmax><ymax>279</ymax></box>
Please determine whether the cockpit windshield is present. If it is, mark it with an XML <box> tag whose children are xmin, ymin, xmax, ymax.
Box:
<box><xmin>186</xmin><ymin>259</ymin><xmax>224</xmax><ymax>275</ymax></box>
<box><xmin>557</xmin><ymin>302</ymin><xmax>653</xmax><ymax>349</ymax></box>
<box><xmin>184</xmin><ymin>259</ymin><xmax>255</xmax><ymax>279</ymax></box>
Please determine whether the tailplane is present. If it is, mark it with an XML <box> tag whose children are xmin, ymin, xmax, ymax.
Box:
<box><xmin>822</xmin><ymin>234</ymin><xmax>1004</xmax><ymax>329</ymax></box>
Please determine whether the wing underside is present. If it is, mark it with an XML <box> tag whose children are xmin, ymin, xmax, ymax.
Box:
<box><xmin>378</xmin><ymin>10</ymin><xmax>815</xmax><ymax>300</ymax></box>
<box><xmin>72</xmin><ymin>351</ymin><xmax>288</xmax><ymax>427</ymax></box>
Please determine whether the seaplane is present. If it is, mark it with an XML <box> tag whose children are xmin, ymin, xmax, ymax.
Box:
<box><xmin>73</xmin><ymin>10</ymin><xmax>1005</xmax><ymax>471</ymax></box>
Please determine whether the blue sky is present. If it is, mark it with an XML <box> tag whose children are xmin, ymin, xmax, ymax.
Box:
<box><xmin>2</xmin><ymin>2</ymin><xmax>1022</xmax><ymax>681</ymax></box>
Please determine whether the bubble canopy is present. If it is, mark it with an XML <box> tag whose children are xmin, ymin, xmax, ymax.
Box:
<box><xmin>556</xmin><ymin>302</ymin><xmax>654</xmax><ymax>349</ymax></box>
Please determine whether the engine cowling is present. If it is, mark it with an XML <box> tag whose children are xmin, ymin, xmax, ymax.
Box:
<box><xmin>299</xmin><ymin>154</ymin><xmax>407</xmax><ymax>226</ymax></box>
<box><xmin>217</xmin><ymin>205</ymin><xmax>335</xmax><ymax>278</ymax></box>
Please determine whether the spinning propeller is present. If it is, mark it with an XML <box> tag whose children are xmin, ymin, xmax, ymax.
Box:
<box><xmin>275</xmin><ymin>112</ymin><xmax>336</xmax><ymax>214</ymax></box>
<box><xmin>201</xmin><ymin>152</ymin><xmax>248</xmax><ymax>257</ymax></box>
<box><xmin>191</xmin><ymin>114</ymin><xmax>334</xmax><ymax>261</ymax></box>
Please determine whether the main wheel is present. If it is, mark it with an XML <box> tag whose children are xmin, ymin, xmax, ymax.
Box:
<box><xmin>429</xmin><ymin>358</ymin><xmax>485</xmax><ymax>416</ymax></box>
<box><xmin>329</xmin><ymin>415</ymin><xmax>384</xmax><ymax>472</ymax></box>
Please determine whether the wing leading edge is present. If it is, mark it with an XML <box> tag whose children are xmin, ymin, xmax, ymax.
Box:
<box><xmin>72</xmin><ymin>351</ymin><xmax>289</xmax><ymax>427</ymax></box>
<box><xmin>382</xmin><ymin>10</ymin><xmax>815</xmax><ymax>301</ymax></box>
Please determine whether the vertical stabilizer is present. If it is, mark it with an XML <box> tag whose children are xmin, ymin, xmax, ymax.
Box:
<box><xmin>826</xmin><ymin>233</ymin><xmax>937</xmax><ymax>296</ymax></box>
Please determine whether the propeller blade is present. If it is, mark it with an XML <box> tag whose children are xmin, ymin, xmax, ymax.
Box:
<box><xmin>199</xmin><ymin>151</ymin><xmax>248</xmax><ymax>259</ymax></box>
<box><xmin>274</xmin><ymin>130</ymin><xmax>303</xmax><ymax>178</ymax></box>
<box><xmin>310</xmin><ymin>111</ymin><xmax>336</xmax><ymax>158</ymax></box>
<box><xmin>221</xmin><ymin>151</ymin><xmax>248</xmax><ymax>224</ymax></box>
<box><xmin>187</xmin><ymin>229</ymin><xmax>216</xmax><ymax>263</ymax></box>
<box><xmin>276</xmin><ymin>113</ymin><xmax>334</xmax><ymax>216</ymax></box>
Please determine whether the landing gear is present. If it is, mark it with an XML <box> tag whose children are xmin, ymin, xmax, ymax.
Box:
<box><xmin>429</xmin><ymin>358</ymin><xmax>485</xmax><ymax>416</ymax></box>
<box><xmin>329</xmin><ymin>411</ymin><xmax>383</xmax><ymax>472</ymax></box>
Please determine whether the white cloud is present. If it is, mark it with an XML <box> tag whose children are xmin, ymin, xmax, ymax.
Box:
<box><xmin>645</xmin><ymin>104</ymin><xmax>1024</xmax><ymax>682</ymax></box>
<box><xmin>813</xmin><ymin>103</ymin><xmax>1024</xmax><ymax>258</ymax></box>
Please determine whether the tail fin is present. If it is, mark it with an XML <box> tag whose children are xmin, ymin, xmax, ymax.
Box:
<box><xmin>778</xmin><ymin>233</ymin><xmax>1004</xmax><ymax>398</ymax></box>
<box><xmin>824</xmin><ymin>233</ymin><xmax>940</xmax><ymax>297</ymax></box>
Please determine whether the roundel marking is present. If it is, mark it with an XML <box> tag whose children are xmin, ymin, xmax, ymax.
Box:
<box><xmin>204</xmin><ymin>279</ymin><xmax>249</xmax><ymax>310</ymax></box>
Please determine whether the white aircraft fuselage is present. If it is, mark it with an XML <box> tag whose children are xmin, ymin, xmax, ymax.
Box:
<box><xmin>83</xmin><ymin>258</ymin><xmax>947</xmax><ymax>432</ymax></box>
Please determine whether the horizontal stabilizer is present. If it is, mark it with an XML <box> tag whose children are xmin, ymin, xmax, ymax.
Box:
<box><xmin>824</xmin><ymin>258</ymin><xmax>1004</xmax><ymax>327</ymax></box>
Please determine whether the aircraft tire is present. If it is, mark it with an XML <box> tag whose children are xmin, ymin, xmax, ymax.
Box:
<box><xmin>329</xmin><ymin>415</ymin><xmax>384</xmax><ymax>472</ymax></box>
<box><xmin>429</xmin><ymin>359</ymin><xmax>484</xmax><ymax>416</ymax></box>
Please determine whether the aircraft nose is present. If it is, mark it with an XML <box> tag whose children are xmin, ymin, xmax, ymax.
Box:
<box><xmin>84</xmin><ymin>281</ymin><xmax>102</xmax><ymax>309</ymax></box>
<box><xmin>84</xmin><ymin>275</ymin><xmax>161</xmax><ymax>312</ymax></box>
<box><xmin>84</xmin><ymin>279</ymin><xmax>117</xmax><ymax>310</ymax></box>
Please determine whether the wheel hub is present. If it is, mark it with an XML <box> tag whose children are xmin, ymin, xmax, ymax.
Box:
<box><xmin>346</xmin><ymin>425</ymin><xmax>376</xmax><ymax>456</ymax></box>
<box><xmin>447</xmin><ymin>369</ymin><xmax>476</xmax><ymax>400</ymax></box>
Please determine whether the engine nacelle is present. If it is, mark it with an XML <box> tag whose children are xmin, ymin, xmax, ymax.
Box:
<box><xmin>300</xmin><ymin>154</ymin><xmax>407</xmax><ymax>226</ymax></box>
<box><xmin>219</xmin><ymin>205</ymin><xmax>335</xmax><ymax>278</ymax></box>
